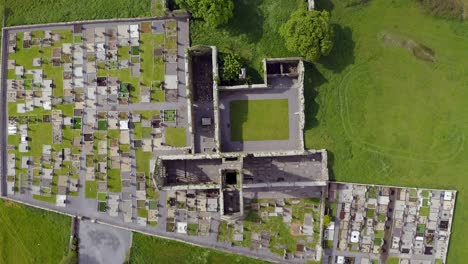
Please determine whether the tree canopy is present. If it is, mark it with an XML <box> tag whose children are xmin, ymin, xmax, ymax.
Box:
<box><xmin>220</xmin><ymin>52</ymin><xmax>242</xmax><ymax>84</ymax></box>
<box><xmin>280</xmin><ymin>8</ymin><xmax>334</xmax><ymax>62</ymax></box>
<box><xmin>176</xmin><ymin>0</ymin><xmax>234</xmax><ymax>27</ymax></box>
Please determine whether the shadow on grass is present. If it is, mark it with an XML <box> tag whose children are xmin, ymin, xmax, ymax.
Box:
<box><xmin>229</xmin><ymin>95</ymin><xmax>249</xmax><ymax>144</ymax></box>
<box><xmin>303</xmin><ymin>62</ymin><xmax>326</xmax><ymax>130</ymax></box>
<box><xmin>315</xmin><ymin>0</ymin><xmax>335</xmax><ymax>11</ymax></box>
<box><xmin>243</xmin><ymin>61</ymin><xmax>263</xmax><ymax>83</ymax></box>
<box><xmin>327</xmin><ymin>150</ymin><xmax>336</xmax><ymax>181</ymax></box>
<box><xmin>319</xmin><ymin>24</ymin><xmax>355</xmax><ymax>73</ymax></box>
<box><xmin>222</xmin><ymin>0</ymin><xmax>265</xmax><ymax>43</ymax></box>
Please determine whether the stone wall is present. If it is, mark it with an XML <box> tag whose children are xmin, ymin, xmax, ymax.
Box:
<box><xmin>297</xmin><ymin>60</ymin><xmax>306</xmax><ymax>151</ymax></box>
<box><xmin>184</xmin><ymin>47</ymin><xmax>196</xmax><ymax>152</ymax></box>
<box><xmin>211</xmin><ymin>46</ymin><xmax>221</xmax><ymax>151</ymax></box>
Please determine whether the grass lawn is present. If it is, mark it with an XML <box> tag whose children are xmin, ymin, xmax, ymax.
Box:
<box><xmin>98</xmin><ymin>193</ymin><xmax>107</xmax><ymax>202</ymax></box>
<box><xmin>135</xmin><ymin>149</ymin><xmax>153</xmax><ymax>176</ymax></box>
<box><xmin>140</xmin><ymin>33</ymin><xmax>165</xmax><ymax>86</ymax></box>
<box><xmin>73</xmin><ymin>35</ymin><xmax>82</xmax><ymax>43</ymax></box>
<box><xmin>98</xmin><ymin>120</ymin><xmax>107</xmax><ymax>130</ymax></box>
<box><xmin>151</xmin><ymin>89</ymin><xmax>165</xmax><ymax>102</ymax></box>
<box><xmin>129</xmin><ymin>232</ymin><xmax>271</xmax><ymax>264</ymax></box>
<box><xmin>165</xmin><ymin>128</ymin><xmax>187</xmax><ymax>147</ymax></box>
<box><xmin>29</xmin><ymin>123</ymin><xmax>53</xmax><ymax>157</ymax></box>
<box><xmin>118</xmin><ymin>46</ymin><xmax>130</xmax><ymax>60</ymax></box>
<box><xmin>133</xmin><ymin>123</ymin><xmax>142</xmax><ymax>139</ymax></box>
<box><xmin>108</xmin><ymin>129</ymin><xmax>120</xmax><ymax>139</ymax></box>
<box><xmin>135</xmin><ymin>149</ymin><xmax>158</xmax><ymax>199</ymax></box>
<box><xmin>142</xmin><ymin>127</ymin><xmax>153</xmax><ymax>139</ymax></box>
<box><xmin>135</xmin><ymin>110</ymin><xmax>161</xmax><ymax>120</ymax></box>
<box><xmin>230</xmin><ymin>99</ymin><xmax>289</xmax><ymax>141</ymax></box>
<box><xmin>187</xmin><ymin>223</ymin><xmax>198</xmax><ymax>236</ymax></box>
<box><xmin>120</xmin><ymin>144</ymin><xmax>131</xmax><ymax>153</ymax></box>
<box><xmin>137</xmin><ymin>208</ymin><xmax>148</xmax><ymax>218</ymax></box>
<box><xmin>387</xmin><ymin>258</ymin><xmax>400</xmax><ymax>264</ymax></box>
<box><xmin>85</xmin><ymin>180</ymin><xmax>97</xmax><ymax>199</ymax></box>
<box><xmin>0</xmin><ymin>199</ymin><xmax>71</xmax><ymax>263</ymax></box>
<box><xmin>107</xmin><ymin>169</ymin><xmax>122</xmax><ymax>193</ymax></box>
<box><xmin>218</xmin><ymin>221</ymin><xmax>234</xmax><ymax>242</ymax></box>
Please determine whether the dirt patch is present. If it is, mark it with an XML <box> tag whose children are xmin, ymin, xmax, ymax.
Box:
<box><xmin>140</xmin><ymin>22</ymin><xmax>152</xmax><ymax>33</ymax></box>
<box><xmin>3</xmin><ymin>200</ymin><xmax>21</xmax><ymax>208</ymax></box>
<box><xmin>290</xmin><ymin>222</ymin><xmax>302</xmax><ymax>236</ymax></box>
<box><xmin>417</xmin><ymin>0</ymin><xmax>464</xmax><ymax>19</ymax></box>
<box><xmin>380</xmin><ymin>32</ymin><xmax>436</xmax><ymax>62</ymax></box>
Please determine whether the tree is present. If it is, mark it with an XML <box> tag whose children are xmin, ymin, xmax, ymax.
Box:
<box><xmin>220</xmin><ymin>52</ymin><xmax>242</xmax><ymax>84</ymax></box>
<box><xmin>280</xmin><ymin>8</ymin><xmax>334</xmax><ymax>62</ymax></box>
<box><xmin>177</xmin><ymin>0</ymin><xmax>234</xmax><ymax>27</ymax></box>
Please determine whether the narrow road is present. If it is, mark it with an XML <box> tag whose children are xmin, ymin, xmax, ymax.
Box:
<box><xmin>1</xmin><ymin>19</ymin><xmax>9</xmax><ymax>196</ymax></box>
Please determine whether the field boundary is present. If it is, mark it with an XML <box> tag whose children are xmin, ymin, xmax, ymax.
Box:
<box><xmin>2</xmin><ymin>13</ymin><xmax>188</xmax><ymax>31</ymax></box>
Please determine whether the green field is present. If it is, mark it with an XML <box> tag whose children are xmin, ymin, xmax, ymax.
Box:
<box><xmin>230</xmin><ymin>99</ymin><xmax>289</xmax><ymax>141</ymax></box>
<box><xmin>302</xmin><ymin>1</ymin><xmax>468</xmax><ymax>262</ymax></box>
<box><xmin>0</xmin><ymin>199</ymin><xmax>71</xmax><ymax>263</ymax></box>
<box><xmin>4</xmin><ymin>0</ymin><xmax>151</xmax><ymax>26</ymax></box>
<box><xmin>192</xmin><ymin>0</ymin><xmax>468</xmax><ymax>262</ymax></box>
<box><xmin>129</xmin><ymin>232</ymin><xmax>270</xmax><ymax>264</ymax></box>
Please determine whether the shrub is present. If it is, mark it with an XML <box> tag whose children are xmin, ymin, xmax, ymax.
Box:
<box><xmin>176</xmin><ymin>0</ymin><xmax>234</xmax><ymax>27</ymax></box>
<box><xmin>220</xmin><ymin>52</ymin><xmax>242</xmax><ymax>84</ymax></box>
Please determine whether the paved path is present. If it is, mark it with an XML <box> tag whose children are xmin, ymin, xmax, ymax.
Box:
<box><xmin>95</xmin><ymin>102</ymin><xmax>185</xmax><ymax>112</ymax></box>
<box><xmin>1</xmin><ymin>20</ymin><xmax>8</xmax><ymax>196</ymax></box>
<box><xmin>128</xmin><ymin>118</ymin><xmax>138</xmax><ymax>223</ymax></box>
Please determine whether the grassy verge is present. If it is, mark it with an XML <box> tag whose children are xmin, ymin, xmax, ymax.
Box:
<box><xmin>4</xmin><ymin>0</ymin><xmax>151</xmax><ymax>26</ymax></box>
<box><xmin>129</xmin><ymin>232</ymin><xmax>271</xmax><ymax>264</ymax></box>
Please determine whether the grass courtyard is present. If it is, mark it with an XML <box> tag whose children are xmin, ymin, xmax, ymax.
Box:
<box><xmin>129</xmin><ymin>232</ymin><xmax>270</xmax><ymax>264</ymax></box>
<box><xmin>191</xmin><ymin>0</ymin><xmax>468</xmax><ymax>262</ymax></box>
<box><xmin>230</xmin><ymin>99</ymin><xmax>289</xmax><ymax>141</ymax></box>
<box><xmin>0</xmin><ymin>199</ymin><xmax>71</xmax><ymax>263</ymax></box>
<box><xmin>165</xmin><ymin>127</ymin><xmax>187</xmax><ymax>147</ymax></box>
